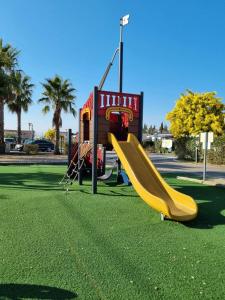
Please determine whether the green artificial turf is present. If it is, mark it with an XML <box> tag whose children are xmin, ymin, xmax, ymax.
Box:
<box><xmin>0</xmin><ymin>165</ymin><xmax>225</xmax><ymax>299</ymax></box>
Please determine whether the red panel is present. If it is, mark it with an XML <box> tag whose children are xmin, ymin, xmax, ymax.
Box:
<box><xmin>81</xmin><ymin>90</ymin><xmax>140</xmax><ymax>119</ymax></box>
<box><xmin>98</xmin><ymin>90</ymin><xmax>140</xmax><ymax>118</ymax></box>
<box><xmin>121</xmin><ymin>113</ymin><xmax>129</xmax><ymax>127</ymax></box>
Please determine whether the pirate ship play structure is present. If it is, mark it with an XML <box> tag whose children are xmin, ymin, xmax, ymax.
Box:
<box><xmin>60</xmin><ymin>15</ymin><xmax>198</xmax><ymax>221</ymax></box>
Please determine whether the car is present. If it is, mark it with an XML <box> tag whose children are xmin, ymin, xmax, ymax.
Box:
<box><xmin>15</xmin><ymin>139</ymin><xmax>55</xmax><ymax>152</ymax></box>
<box><xmin>15</xmin><ymin>139</ymin><xmax>33</xmax><ymax>151</ymax></box>
<box><xmin>4</xmin><ymin>137</ymin><xmax>16</xmax><ymax>143</ymax></box>
<box><xmin>4</xmin><ymin>137</ymin><xmax>16</xmax><ymax>152</ymax></box>
<box><xmin>32</xmin><ymin>139</ymin><xmax>55</xmax><ymax>152</ymax></box>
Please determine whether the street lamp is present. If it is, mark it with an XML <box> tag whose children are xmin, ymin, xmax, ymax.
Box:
<box><xmin>117</xmin><ymin>14</ymin><xmax>129</xmax><ymax>179</ymax></box>
<box><xmin>119</xmin><ymin>14</ymin><xmax>129</xmax><ymax>93</ymax></box>
<box><xmin>28</xmin><ymin>123</ymin><xmax>34</xmax><ymax>140</ymax></box>
<box><xmin>98</xmin><ymin>14</ymin><xmax>130</xmax><ymax>91</ymax></box>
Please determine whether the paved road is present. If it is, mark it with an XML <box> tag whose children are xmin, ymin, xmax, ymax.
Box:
<box><xmin>106</xmin><ymin>152</ymin><xmax>225</xmax><ymax>184</ymax></box>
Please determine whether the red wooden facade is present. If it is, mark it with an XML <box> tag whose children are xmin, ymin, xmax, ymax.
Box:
<box><xmin>79</xmin><ymin>89</ymin><xmax>143</xmax><ymax>146</ymax></box>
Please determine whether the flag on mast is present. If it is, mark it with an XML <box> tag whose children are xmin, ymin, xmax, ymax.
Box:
<box><xmin>120</xmin><ymin>14</ymin><xmax>129</xmax><ymax>26</ymax></box>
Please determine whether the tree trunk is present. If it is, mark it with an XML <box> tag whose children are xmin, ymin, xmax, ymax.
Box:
<box><xmin>0</xmin><ymin>97</ymin><xmax>5</xmax><ymax>154</ymax></box>
<box><xmin>55</xmin><ymin>124</ymin><xmax>60</xmax><ymax>154</ymax></box>
<box><xmin>17</xmin><ymin>109</ymin><xmax>22</xmax><ymax>144</ymax></box>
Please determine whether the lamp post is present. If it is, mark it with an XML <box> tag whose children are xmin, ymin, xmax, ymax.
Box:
<box><xmin>117</xmin><ymin>14</ymin><xmax>129</xmax><ymax>181</ymax></box>
<box><xmin>28</xmin><ymin>123</ymin><xmax>34</xmax><ymax>140</ymax></box>
<box><xmin>119</xmin><ymin>14</ymin><xmax>129</xmax><ymax>93</ymax></box>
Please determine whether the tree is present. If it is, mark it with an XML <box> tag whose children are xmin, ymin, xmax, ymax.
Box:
<box><xmin>148</xmin><ymin>125</ymin><xmax>153</xmax><ymax>134</ymax></box>
<box><xmin>148</xmin><ymin>124</ymin><xmax>157</xmax><ymax>134</ymax></box>
<box><xmin>159</xmin><ymin>122</ymin><xmax>164</xmax><ymax>134</ymax></box>
<box><xmin>0</xmin><ymin>39</ymin><xmax>19</xmax><ymax>152</ymax></box>
<box><xmin>162</xmin><ymin>124</ymin><xmax>169</xmax><ymax>133</ymax></box>
<box><xmin>166</xmin><ymin>90</ymin><xmax>225</xmax><ymax>137</ymax></box>
<box><xmin>44</xmin><ymin>128</ymin><xmax>56</xmax><ymax>142</ymax></box>
<box><xmin>7</xmin><ymin>71</ymin><xmax>34</xmax><ymax>143</ymax></box>
<box><xmin>39</xmin><ymin>75</ymin><xmax>76</xmax><ymax>154</ymax></box>
<box><xmin>142</xmin><ymin>123</ymin><xmax>148</xmax><ymax>133</ymax></box>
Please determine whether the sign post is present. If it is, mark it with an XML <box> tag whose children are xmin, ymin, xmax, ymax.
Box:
<box><xmin>200</xmin><ymin>132</ymin><xmax>213</xmax><ymax>181</ymax></box>
<box><xmin>203</xmin><ymin>132</ymin><xmax>208</xmax><ymax>181</ymax></box>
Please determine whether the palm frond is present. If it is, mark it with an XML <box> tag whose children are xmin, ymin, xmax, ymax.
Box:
<box><xmin>39</xmin><ymin>75</ymin><xmax>77</xmax><ymax>127</ymax></box>
<box><xmin>6</xmin><ymin>70</ymin><xmax>33</xmax><ymax>114</ymax></box>
<box><xmin>42</xmin><ymin>105</ymin><xmax>50</xmax><ymax>114</ymax></box>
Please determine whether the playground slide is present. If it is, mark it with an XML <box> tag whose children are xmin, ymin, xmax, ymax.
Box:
<box><xmin>108</xmin><ymin>133</ymin><xmax>198</xmax><ymax>221</ymax></box>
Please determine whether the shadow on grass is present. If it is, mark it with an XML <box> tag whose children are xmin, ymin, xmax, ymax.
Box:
<box><xmin>79</xmin><ymin>188</ymin><xmax>138</xmax><ymax>198</ymax></box>
<box><xmin>165</xmin><ymin>174</ymin><xmax>225</xmax><ymax>229</ymax></box>
<box><xmin>2</xmin><ymin>169</ymin><xmax>224</xmax><ymax>229</ymax></box>
<box><xmin>0</xmin><ymin>283</ymin><xmax>77</xmax><ymax>299</ymax></box>
<box><xmin>0</xmin><ymin>172</ymin><xmax>63</xmax><ymax>191</ymax></box>
<box><xmin>81</xmin><ymin>173</ymin><xmax>225</xmax><ymax>227</ymax></box>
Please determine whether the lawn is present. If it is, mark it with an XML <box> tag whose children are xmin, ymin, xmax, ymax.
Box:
<box><xmin>0</xmin><ymin>165</ymin><xmax>225</xmax><ymax>300</ymax></box>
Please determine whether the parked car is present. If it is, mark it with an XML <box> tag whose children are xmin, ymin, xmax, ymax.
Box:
<box><xmin>4</xmin><ymin>137</ymin><xmax>16</xmax><ymax>152</ymax></box>
<box><xmin>15</xmin><ymin>139</ymin><xmax>55</xmax><ymax>152</ymax></box>
<box><xmin>33</xmin><ymin>139</ymin><xmax>55</xmax><ymax>152</ymax></box>
<box><xmin>15</xmin><ymin>139</ymin><xmax>32</xmax><ymax>151</ymax></box>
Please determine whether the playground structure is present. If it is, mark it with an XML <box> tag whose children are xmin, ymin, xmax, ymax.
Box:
<box><xmin>61</xmin><ymin>15</ymin><xmax>198</xmax><ymax>221</ymax></box>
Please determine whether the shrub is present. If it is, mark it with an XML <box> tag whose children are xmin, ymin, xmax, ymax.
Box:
<box><xmin>174</xmin><ymin>137</ymin><xmax>202</xmax><ymax>161</ymax></box>
<box><xmin>24</xmin><ymin>144</ymin><xmax>38</xmax><ymax>154</ymax></box>
<box><xmin>62</xmin><ymin>142</ymin><xmax>68</xmax><ymax>154</ymax></box>
<box><xmin>154</xmin><ymin>140</ymin><xmax>172</xmax><ymax>154</ymax></box>
<box><xmin>154</xmin><ymin>140</ymin><xmax>162</xmax><ymax>153</ymax></box>
<box><xmin>142</xmin><ymin>140</ymin><xmax>155</xmax><ymax>151</ymax></box>
<box><xmin>208</xmin><ymin>135</ymin><xmax>225</xmax><ymax>165</ymax></box>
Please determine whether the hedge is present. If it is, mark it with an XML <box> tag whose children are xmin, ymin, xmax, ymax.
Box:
<box><xmin>208</xmin><ymin>135</ymin><xmax>225</xmax><ymax>164</ymax></box>
<box><xmin>23</xmin><ymin>144</ymin><xmax>39</xmax><ymax>154</ymax></box>
<box><xmin>174</xmin><ymin>134</ymin><xmax>225</xmax><ymax>164</ymax></box>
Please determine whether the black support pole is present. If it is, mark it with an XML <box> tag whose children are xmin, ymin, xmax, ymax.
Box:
<box><xmin>138</xmin><ymin>92</ymin><xmax>144</xmax><ymax>143</ymax></box>
<box><xmin>119</xmin><ymin>41</ymin><xmax>123</xmax><ymax>92</ymax></box>
<box><xmin>78</xmin><ymin>109</ymin><xmax>82</xmax><ymax>185</ymax></box>
<box><xmin>92</xmin><ymin>86</ymin><xmax>98</xmax><ymax>194</ymax></box>
<box><xmin>67</xmin><ymin>129</ymin><xmax>72</xmax><ymax>167</ymax></box>
<box><xmin>117</xmin><ymin>24</ymin><xmax>123</xmax><ymax>181</ymax></box>
<box><xmin>102</xmin><ymin>146</ymin><xmax>106</xmax><ymax>176</ymax></box>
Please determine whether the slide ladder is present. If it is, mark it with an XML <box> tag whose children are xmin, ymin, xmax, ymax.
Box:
<box><xmin>108</xmin><ymin>133</ymin><xmax>198</xmax><ymax>221</ymax></box>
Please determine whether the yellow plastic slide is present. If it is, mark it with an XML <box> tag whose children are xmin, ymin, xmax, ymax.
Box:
<box><xmin>108</xmin><ymin>133</ymin><xmax>198</xmax><ymax>221</ymax></box>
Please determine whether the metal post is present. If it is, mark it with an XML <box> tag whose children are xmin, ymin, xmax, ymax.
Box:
<box><xmin>138</xmin><ymin>92</ymin><xmax>144</xmax><ymax>143</ymax></box>
<box><xmin>195</xmin><ymin>146</ymin><xmax>198</xmax><ymax>164</ymax></box>
<box><xmin>31</xmin><ymin>124</ymin><xmax>34</xmax><ymax>140</ymax></box>
<box><xmin>92</xmin><ymin>86</ymin><xmax>98</xmax><ymax>194</ymax></box>
<box><xmin>78</xmin><ymin>109</ymin><xmax>82</xmax><ymax>185</ymax></box>
<box><xmin>60</xmin><ymin>136</ymin><xmax>63</xmax><ymax>154</ymax></box>
<box><xmin>68</xmin><ymin>129</ymin><xmax>72</xmax><ymax>167</ymax></box>
<box><xmin>102</xmin><ymin>146</ymin><xmax>106</xmax><ymax>176</ymax></box>
<box><xmin>195</xmin><ymin>136</ymin><xmax>200</xmax><ymax>164</ymax></box>
<box><xmin>203</xmin><ymin>132</ymin><xmax>208</xmax><ymax>181</ymax></box>
<box><xmin>117</xmin><ymin>21</ymin><xmax>124</xmax><ymax>181</ymax></box>
<box><xmin>119</xmin><ymin>25</ymin><xmax>123</xmax><ymax>92</ymax></box>
<box><xmin>98</xmin><ymin>48</ymin><xmax>119</xmax><ymax>90</ymax></box>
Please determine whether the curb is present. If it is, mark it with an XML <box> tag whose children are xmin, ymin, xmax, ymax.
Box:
<box><xmin>0</xmin><ymin>161</ymin><xmax>67</xmax><ymax>166</ymax></box>
<box><xmin>177</xmin><ymin>176</ymin><xmax>225</xmax><ymax>188</ymax></box>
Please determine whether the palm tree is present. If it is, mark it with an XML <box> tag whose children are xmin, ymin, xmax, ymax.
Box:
<box><xmin>39</xmin><ymin>75</ymin><xmax>76</xmax><ymax>154</ymax></box>
<box><xmin>7</xmin><ymin>71</ymin><xmax>34</xmax><ymax>143</ymax></box>
<box><xmin>0</xmin><ymin>39</ymin><xmax>19</xmax><ymax>153</ymax></box>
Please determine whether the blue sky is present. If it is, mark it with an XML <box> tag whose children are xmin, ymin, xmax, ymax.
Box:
<box><xmin>1</xmin><ymin>0</ymin><xmax>225</xmax><ymax>135</ymax></box>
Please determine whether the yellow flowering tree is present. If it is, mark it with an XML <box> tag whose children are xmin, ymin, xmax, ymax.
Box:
<box><xmin>166</xmin><ymin>90</ymin><xmax>225</xmax><ymax>137</ymax></box>
<box><xmin>44</xmin><ymin>128</ymin><xmax>56</xmax><ymax>142</ymax></box>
